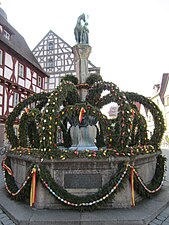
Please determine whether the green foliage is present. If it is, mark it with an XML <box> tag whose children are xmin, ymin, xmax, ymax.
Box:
<box><xmin>5</xmin><ymin>81</ymin><xmax>165</xmax><ymax>157</ymax></box>
<box><xmin>5</xmin><ymin>92</ymin><xmax>49</xmax><ymax>148</ymax></box>
<box><xmin>85</xmin><ymin>74</ymin><xmax>103</xmax><ymax>85</ymax></box>
<box><xmin>125</xmin><ymin>92</ymin><xmax>166</xmax><ymax>148</ymax></box>
<box><xmin>134</xmin><ymin>154</ymin><xmax>166</xmax><ymax>198</ymax></box>
<box><xmin>62</xmin><ymin>74</ymin><xmax>78</xmax><ymax>85</ymax></box>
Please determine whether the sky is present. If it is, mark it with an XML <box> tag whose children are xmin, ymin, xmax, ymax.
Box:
<box><xmin>2</xmin><ymin>0</ymin><xmax>169</xmax><ymax>97</ymax></box>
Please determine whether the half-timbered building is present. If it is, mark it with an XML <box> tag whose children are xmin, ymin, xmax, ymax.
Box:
<box><xmin>0</xmin><ymin>7</ymin><xmax>48</xmax><ymax>146</ymax></box>
<box><xmin>32</xmin><ymin>30</ymin><xmax>100</xmax><ymax>92</ymax></box>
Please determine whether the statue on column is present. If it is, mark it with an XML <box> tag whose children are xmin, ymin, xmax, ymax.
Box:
<box><xmin>81</xmin><ymin>22</ymin><xmax>89</xmax><ymax>44</ymax></box>
<box><xmin>74</xmin><ymin>14</ymin><xmax>89</xmax><ymax>44</ymax></box>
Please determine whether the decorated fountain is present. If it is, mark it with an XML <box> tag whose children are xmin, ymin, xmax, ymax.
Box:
<box><xmin>1</xmin><ymin>14</ymin><xmax>166</xmax><ymax>211</ymax></box>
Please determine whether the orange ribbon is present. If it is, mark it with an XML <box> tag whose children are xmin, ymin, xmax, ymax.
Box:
<box><xmin>79</xmin><ymin>107</ymin><xmax>86</xmax><ymax>123</ymax></box>
<box><xmin>30</xmin><ymin>167</ymin><xmax>36</xmax><ymax>207</ymax></box>
<box><xmin>130</xmin><ymin>166</ymin><xmax>135</xmax><ymax>207</ymax></box>
<box><xmin>2</xmin><ymin>161</ymin><xmax>14</xmax><ymax>176</ymax></box>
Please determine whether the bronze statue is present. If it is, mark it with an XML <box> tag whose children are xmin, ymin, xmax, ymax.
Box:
<box><xmin>81</xmin><ymin>22</ymin><xmax>89</xmax><ymax>44</ymax></box>
<box><xmin>74</xmin><ymin>13</ymin><xmax>89</xmax><ymax>44</ymax></box>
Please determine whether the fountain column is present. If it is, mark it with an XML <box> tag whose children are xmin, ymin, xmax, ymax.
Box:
<box><xmin>72</xmin><ymin>44</ymin><xmax>91</xmax><ymax>101</ymax></box>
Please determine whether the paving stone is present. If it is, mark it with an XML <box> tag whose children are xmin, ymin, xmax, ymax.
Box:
<box><xmin>163</xmin><ymin>208</ymin><xmax>169</xmax><ymax>215</ymax></box>
<box><xmin>149</xmin><ymin>222</ymin><xmax>158</xmax><ymax>225</ymax></box>
<box><xmin>157</xmin><ymin>215</ymin><xmax>167</xmax><ymax>221</ymax></box>
<box><xmin>160</xmin><ymin>212</ymin><xmax>169</xmax><ymax>218</ymax></box>
<box><xmin>162</xmin><ymin>221</ymin><xmax>169</xmax><ymax>225</ymax></box>
<box><xmin>1</xmin><ymin>217</ymin><xmax>12</xmax><ymax>224</ymax></box>
<box><xmin>0</xmin><ymin>214</ymin><xmax>7</xmax><ymax>219</ymax></box>
<box><xmin>152</xmin><ymin>218</ymin><xmax>163</xmax><ymax>224</ymax></box>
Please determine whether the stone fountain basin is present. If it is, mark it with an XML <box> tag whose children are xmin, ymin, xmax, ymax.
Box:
<box><xmin>8</xmin><ymin>151</ymin><xmax>160</xmax><ymax>209</ymax></box>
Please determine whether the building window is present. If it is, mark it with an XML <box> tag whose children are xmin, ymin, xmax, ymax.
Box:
<box><xmin>18</xmin><ymin>63</ymin><xmax>24</xmax><ymax>78</ymax></box>
<box><xmin>3</xmin><ymin>29</ymin><xmax>10</xmax><ymax>40</ymax></box>
<box><xmin>38</xmin><ymin>76</ymin><xmax>42</xmax><ymax>87</ymax></box>
<box><xmin>0</xmin><ymin>50</ymin><xmax>2</xmax><ymax>65</ymax></box>
<box><xmin>47</xmin><ymin>58</ymin><xmax>54</xmax><ymax>68</ymax></box>
<box><xmin>48</xmin><ymin>41</ymin><xmax>54</xmax><ymax>50</ymax></box>
<box><xmin>13</xmin><ymin>92</ymin><xmax>20</xmax><ymax>107</ymax></box>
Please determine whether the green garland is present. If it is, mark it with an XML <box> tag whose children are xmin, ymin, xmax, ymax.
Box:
<box><xmin>125</xmin><ymin>92</ymin><xmax>166</xmax><ymax>148</ymax></box>
<box><xmin>5</xmin><ymin>81</ymin><xmax>165</xmax><ymax>159</ymax></box>
<box><xmin>85</xmin><ymin>74</ymin><xmax>103</xmax><ymax>86</ymax></box>
<box><xmin>19</xmin><ymin>108</ymin><xmax>41</xmax><ymax>147</ymax></box>
<box><xmin>39</xmin><ymin>161</ymin><xmax>129</xmax><ymax>211</ymax></box>
<box><xmin>3</xmin><ymin>157</ymin><xmax>31</xmax><ymax>201</ymax></box>
<box><xmin>134</xmin><ymin>154</ymin><xmax>166</xmax><ymax>198</ymax></box>
<box><xmin>2</xmin><ymin>154</ymin><xmax>166</xmax><ymax>211</ymax></box>
<box><xmin>10</xmin><ymin>145</ymin><xmax>157</xmax><ymax>160</ymax></box>
<box><xmin>6</xmin><ymin>92</ymin><xmax>49</xmax><ymax>147</ymax></box>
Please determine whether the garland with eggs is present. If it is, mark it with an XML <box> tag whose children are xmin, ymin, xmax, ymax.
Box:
<box><xmin>2</xmin><ymin>154</ymin><xmax>165</xmax><ymax>210</ymax></box>
<box><xmin>5</xmin><ymin>80</ymin><xmax>165</xmax><ymax>157</ymax></box>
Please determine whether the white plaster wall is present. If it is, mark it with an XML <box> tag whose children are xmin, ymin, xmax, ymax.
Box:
<box><xmin>3</xmin><ymin>88</ymin><xmax>7</xmax><ymax>114</ymax></box>
<box><xmin>25</xmin><ymin>79</ymin><xmax>31</xmax><ymax>89</ymax></box>
<box><xmin>0</xmin><ymin>85</ymin><xmax>3</xmax><ymax>94</ymax></box>
<box><xmin>14</xmin><ymin>62</ymin><xmax>18</xmax><ymax>82</ymax></box>
<box><xmin>18</xmin><ymin>78</ymin><xmax>24</xmax><ymax>87</ymax></box>
<box><xmin>9</xmin><ymin>96</ymin><xmax>13</xmax><ymax>106</ymax></box>
<box><xmin>32</xmin><ymin>78</ymin><xmax>36</xmax><ymax>85</ymax></box>
<box><xmin>0</xmin><ymin>68</ymin><xmax>3</xmax><ymax>76</ymax></box>
<box><xmin>4</xmin><ymin>67</ymin><xmax>12</xmax><ymax>79</ymax></box>
<box><xmin>32</xmin><ymin>85</ymin><xmax>36</xmax><ymax>92</ymax></box>
<box><xmin>33</xmin><ymin>72</ymin><xmax>37</xmax><ymax>79</ymax></box>
<box><xmin>36</xmin><ymin>87</ymin><xmax>40</xmax><ymax>93</ymax></box>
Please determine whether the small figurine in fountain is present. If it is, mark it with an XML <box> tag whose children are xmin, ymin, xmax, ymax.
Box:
<box><xmin>74</xmin><ymin>13</ymin><xmax>89</xmax><ymax>44</ymax></box>
<box><xmin>69</xmin><ymin>107</ymin><xmax>98</xmax><ymax>150</ymax></box>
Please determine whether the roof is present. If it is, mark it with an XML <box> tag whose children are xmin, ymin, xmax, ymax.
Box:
<box><xmin>32</xmin><ymin>29</ymin><xmax>100</xmax><ymax>75</ymax></box>
<box><xmin>0</xmin><ymin>14</ymin><xmax>46</xmax><ymax>75</ymax></box>
<box><xmin>0</xmin><ymin>7</ymin><xmax>7</xmax><ymax>20</ymax></box>
<box><xmin>159</xmin><ymin>73</ymin><xmax>169</xmax><ymax>104</ymax></box>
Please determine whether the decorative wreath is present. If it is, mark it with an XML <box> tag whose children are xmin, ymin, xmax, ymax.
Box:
<box><xmin>5</xmin><ymin>80</ymin><xmax>165</xmax><ymax>158</ymax></box>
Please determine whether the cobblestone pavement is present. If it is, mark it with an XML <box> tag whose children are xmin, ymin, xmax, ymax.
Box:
<box><xmin>149</xmin><ymin>207</ymin><xmax>169</xmax><ymax>225</ymax></box>
<box><xmin>149</xmin><ymin>148</ymin><xmax>169</xmax><ymax>225</ymax></box>
<box><xmin>0</xmin><ymin>209</ymin><xmax>16</xmax><ymax>225</ymax></box>
<box><xmin>0</xmin><ymin>155</ymin><xmax>16</xmax><ymax>225</ymax></box>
